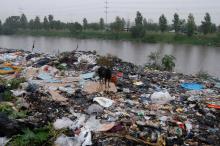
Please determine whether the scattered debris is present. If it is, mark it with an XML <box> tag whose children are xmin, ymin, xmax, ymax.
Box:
<box><xmin>0</xmin><ymin>48</ymin><xmax>219</xmax><ymax>146</ymax></box>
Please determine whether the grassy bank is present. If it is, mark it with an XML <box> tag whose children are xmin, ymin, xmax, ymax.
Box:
<box><xmin>16</xmin><ymin>30</ymin><xmax>220</xmax><ymax>47</ymax></box>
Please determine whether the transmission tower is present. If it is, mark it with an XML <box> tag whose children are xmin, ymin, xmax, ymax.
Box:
<box><xmin>104</xmin><ymin>0</ymin><xmax>109</xmax><ymax>26</ymax></box>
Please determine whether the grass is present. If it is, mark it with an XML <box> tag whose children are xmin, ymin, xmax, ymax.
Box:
<box><xmin>15</xmin><ymin>29</ymin><xmax>220</xmax><ymax>47</ymax></box>
<box><xmin>0</xmin><ymin>77</ymin><xmax>26</xmax><ymax>101</ymax></box>
<box><xmin>0</xmin><ymin>103</ymin><xmax>27</xmax><ymax>119</ymax></box>
<box><xmin>8</xmin><ymin>128</ymin><xmax>49</xmax><ymax>146</ymax></box>
<box><xmin>7</xmin><ymin>124</ymin><xmax>66</xmax><ymax>146</ymax></box>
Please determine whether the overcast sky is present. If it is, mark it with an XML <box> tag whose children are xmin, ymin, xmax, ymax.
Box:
<box><xmin>0</xmin><ymin>0</ymin><xmax>220</xmax><ymax>25</ymax></box>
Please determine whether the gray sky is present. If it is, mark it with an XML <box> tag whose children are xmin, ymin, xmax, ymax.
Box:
<box><xmin>0</xmin><ymin>0</ymin><xmax>220</xmax><ymax>25</ymax></box>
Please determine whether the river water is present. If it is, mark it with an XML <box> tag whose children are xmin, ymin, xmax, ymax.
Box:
<box><xmin>0</xmin><ymin>35</ymin><xmax>220</xmax><ymax>78</ymax></box>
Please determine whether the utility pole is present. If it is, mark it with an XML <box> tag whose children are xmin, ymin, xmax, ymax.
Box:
<box><xmin>105</xmin><ymin>0</ymin><xmax>109</xmax><ymax>27</ymax></box>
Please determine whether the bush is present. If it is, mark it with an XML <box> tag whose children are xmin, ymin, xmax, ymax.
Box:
<box><xmin>8</xmin><ymin>128</ymin><xmax>49</xmax><ymax>146</ymax></box>
<box><xmin>0</xmin><ymin>103</ymin><xmax>27</xmax><ymax>119</ymax></box>
<box><xmin>161</xmin><ymin>55</ymin><xmax>176</xmax><ymax>71</ymax></box>
<box><xmin>130</xmin><ymin>25</ymin><xmax>145</xmax><ymax>38</ymax></box>
<box><xmin>69</xmin><ymin>22</ymin><xmax>83</xmax><ymax>34</ymax></box>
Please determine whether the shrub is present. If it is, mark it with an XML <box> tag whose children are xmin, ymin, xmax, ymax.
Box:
<box><xmin>161</xmin><ymin>55</ymin><xmax>176</xmax><ymax>71</ymax></box>
<box><xmin>130</xmin><ymin>25</ymin><xmax>145</xmax><ymax>38</ymax></box>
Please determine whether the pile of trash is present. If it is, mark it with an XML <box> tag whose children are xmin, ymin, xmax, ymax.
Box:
<box><xmin>0</xmin><ymin>48</ymin><xmax>220</xmax><ymax>146</ymax></box>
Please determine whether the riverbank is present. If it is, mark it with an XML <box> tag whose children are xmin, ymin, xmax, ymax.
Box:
<box><xmin>16</xmin><ymin>30</ymin><xmax>220</xmax><ymax>47</ymax></box>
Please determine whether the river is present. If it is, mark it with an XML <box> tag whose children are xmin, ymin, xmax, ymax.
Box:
<box><xmin>0</xmin><ymin>35</ymin><xmax>220</xmax><ymax>78</ymax></box>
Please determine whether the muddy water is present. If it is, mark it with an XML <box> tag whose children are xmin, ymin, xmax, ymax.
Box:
<box><xmin>0</xmin><ymin>35</ymin><xmax>220</xmax><ymax>78</ymax></box>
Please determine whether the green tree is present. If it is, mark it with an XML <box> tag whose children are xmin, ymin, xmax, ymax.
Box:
<box><xmin>48</xmin><ymin>14</ymin><xmax>54</xmax><ymax>29</ymax></box>
<box><xmin>3</xmin><ymin>16</ymin><xmax>20</xmax><ymax>34</ymax></box>
<box><xmin>159</xmin><ymin>14</ymin><xmax>167</xmax><ymax>32</ymax></box>
<box><xmin>143</xmin><ymin>18</ymin><xmax>147</xmax><ymax>28</ymax></box>
<box><xmin>179</xmin><ymin>19</ymin><xmax>186</xmax><ymax>33</ymax></box>
<box><xmin>88</xmin><ymin>23</ymin><xmax>100</xmax><ymax>30</ymax></box>
<box><xmin>43</xmin><ymin>16</ymin><xmax>49</xmax><ymax>30</ymax></box>
<box><xmin>0</xmin><ymin>20</ymin><xmax>2</xmax><ymax>34</ymax></box>
<box><xmin>186</xmin><ymin>13</ymin><xmax>196</xmax><ymax>37</ymax></box>
<box><xmin>162</xmin><ymin>55</ymin><xmax>176</xmax><ymax>71</ymax></box>
<box><xmin>83</xmin><ymin>18</ymin><xmax>88</xmax><ymax>30</ymax></box>
<box><xmin>173</xmin><ymin>13</ymin><xmax>180</xmax><ymax>33</ymax></box>
<box><xmin>110</xmin><ymin>16</ymin><xmax>124</xmax><ymax>32</ymax></box>
<box><xmin>69</xmin><ymin>22</ymin><xmax>82</xmax><ymax>34</ymax></box>
<box><xmin>211</xmin><ymin>24</ymin><xmax>217</xmax><ymax>33</ymax></box>
<box><xmin>201</xmin><ymin>13</ymin><xmax>212</xmax><ymax>34</ymax></box>
<box><xmin>34</xmin><ymin>16</ymin><xmax>41</xmax><ymax>29</ymax></box>
<box><xmin>131</xmin><ymin>11</ymin><xmax>145</xmax><ymax>38</ymax></box>
<box><xmin>20</xmin><ymin>14</ymin><xmax>28</xmax><ymax>29</ymax></box>
<box><xmin>99</xmin><ymin>18</ymin><xmax>104</xmax><ymax>30</ymax></box>
<box><xmin>121</xmin><ymin>18</ymin><xmax>126</xmax><ymax>29</ymax></box>
<box><xmin>135</xmin><ymin>11</ymin><xmax>143</xmax><ymax>26</ymax></box>
<box><xmin>130</xmin><ymin>25</ymin><xmax>145</xmax><ymax>38</ymax></box>
<box><xmin>126</xmin><ymin>19</ymin><xmax>130</xmax><ymax>31</ymax></box>
<box><xmin>29</xmin><ymin>19</ymin><xmax>34</xmax><ymax>30</ymax></box>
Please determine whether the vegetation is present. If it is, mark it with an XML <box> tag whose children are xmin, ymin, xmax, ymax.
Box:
<box><xmin>161</xmin><ymin>55</ymin><xmax>176</xmax><ymax>71</ymax></box>
<box><xmin>0</xmin><ymin>77</ymin><xmax>26</xmax><ymax>101</ymax></box>
<box><xmin>0</xmin><ymin>12</ymin><xmax>220</xmax><ymax>46</ymax></box>
<box><xmin>0</xmin><ymin>103</ymin><xmax>27</xmax><ymax>119</ymax></box>
<box><xmin>186</xmin><ymin>14</ymin><xmax>196</xmax><ymax>37</ymax></box>
<box><xmin>7</xmin><ymin>123</ymin><xmax>68</xmax><ymax>146</ymax></box>
<box><xmin>173</xmin><ymin>13</ymin><xmax>181</xmax><ymax>33</ymax></box>
<box><xmin>147</xmin><ymin>51</ymin><xmax>162</xmax><ymax>70</ymax></box>
<box><xmin>8</xmin><ymin>128</ymin><xmax>49</xmax><ymax>146</ymax></box>
<box><xmin>147</xmin><ymin>52</ymin><xmax>176</xmax><ymax>71</ymax></box>
<box><xmin>159</xmin><ymin>14</ymin><xmax>168</xmax><ymax>32</ymax></box>
<box><xmin>131</xmin><ymin>11</ymin><xmax>146</xmax><ymax>38</ymax></box>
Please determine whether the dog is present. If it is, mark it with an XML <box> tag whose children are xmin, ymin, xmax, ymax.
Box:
<box><xmin>97</xmin><ymin>66</ymin><xmax>112</xmax><ymax>88</ymax></box>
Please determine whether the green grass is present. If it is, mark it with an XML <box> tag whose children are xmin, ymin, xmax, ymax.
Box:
<box><xmin>0</xmin><ymin>103</ymin><xmax>27</xmax><ymax>119</ymax></box>
<box><xmin>16</xmin><ymin>29</ymin><xmax>220</xmax><ymax>47</ymax></box>
<box><xmin>8</xmin><ymin>128</ymin><xmax>49</xmax><ymax>146</ymax></box>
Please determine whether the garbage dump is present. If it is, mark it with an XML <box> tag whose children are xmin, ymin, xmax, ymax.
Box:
<box><xmin>0</xmin><ymin>48</ymin><xmax>219</xmax><ymax>146</ymax></box>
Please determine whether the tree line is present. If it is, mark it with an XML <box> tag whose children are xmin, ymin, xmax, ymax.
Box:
<box><xmin>0</xmin><ymin>12</ymin><xmax>219</xmax><ymax>38</ymax></box>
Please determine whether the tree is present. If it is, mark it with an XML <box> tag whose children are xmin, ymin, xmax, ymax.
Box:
<box><xmin>179</xmin><ymin>19</ymin><xmax>186</xmax><ymax>33</ymax></box>
<box><xmin>110</xmin><ymin>16</ymin><xmax>124</xmax><ymax>32</ymax></box>
<box><xmin>29</xmin><ymin>19</ymin><xmax>34</xmax><ymax>30</ymax></box>
<box><xmin>162</xmin><ymin>55</ymin><xmax>176</xmax><ymax>71</ymax></box>
<box><xmin>43</xmin><ymin>16</ymin><xmax>49</xmax><ymax>30</ymax></box>
<box><xmin>143</xmin><ymin>18</ymin><xmax>147</xmax><ymax>28</ymax></box>
<box><xmin>135</xmin><ymin>11</ymin><xmax>143</xmax><ymax>26</ymax></box>
<box><xmin>173</xmin><ymin>13</ymin><xmax>180</xmax><ymax>33</ymax></box>
<box><xmin>99</xmin><ymin>18</ymin><xmax>104</xmax><ymax>30</ymax></box>
<box><xmin>218</xmin><ymin>25</ymin><xmax>220</xmax><ymax>32</ymax></box>
<box><xmin>48</xmin><ymin>14</ymin><xmax>54</xmax><ymax>29</ymax></box>
<box><xmin>20</xmin><ymin>14</ymin><xmax>28</xmax><ymax>29</ymax></box>
<box><xmin>69</xmin><ymin>22</ymin><xmax>82</xmax><ymax>34</ymax></box>
<box><xmin>211</xmin><ymin>24</ymin><xmax>217</xmax><ymax>33</ymax></box>
<box><xmin>88</xmin><ymin>23</ymin><xmax>100</xmax><ymax>30</ymax></box>
<box><xmin>201</xmin><ymin>13</ymin><xmax>212</xmax><ymax>34</ymax></box>
<box><xmin>34</xmin><ymin>16</ymin><xmax>41</xmax><ymax>29</ymax></box>
<box><xmin>0</xmin><ymin>20</ymin><xmax>2</xmax><ymax>34</ymax></box>
<box><xmin>83</xmin><ymin>18</ymin><xmax>88</xmax><ymax>30</ymax></box>
<box><xmin>126</xmin><ymin>19</ymin><xmax>130</xmax><ymax>31</ymax></box>
<box><xmin>3</xmin><ymin>16</ymin><xmax>21</xmax><ymax>34</ymax></box>
<box><xmin>186</xmin><ymin>13</ymin><xmax>196</xmax><ymax>36</ymax></box>
<box><xmin>121</xmin><ymin>18</ymin><xmax>126</xmax><ymax>29</ymax></box>
<box><xmin>159</xmin><ymin>14</ymin><xmax>167</xmax><ymax>32</ymax></box>
<box><xmin>130</xmin><ymin>25</ymin><xmax>145</xmax><ymax>38</ymax></box>
<box><xmin>131</xmin><ymin>11</ymin><xmax>145</xmax><ymax>38</ymax></box>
